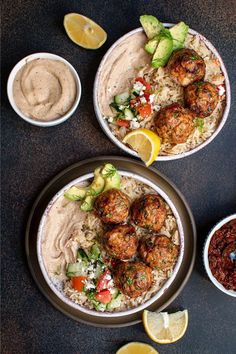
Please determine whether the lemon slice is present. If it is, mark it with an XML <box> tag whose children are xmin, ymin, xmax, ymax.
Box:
<box><xmin>116</xmin><ymin>342</ymin><xmax>159</xmax><ymax>354</ymax></box>
<box><xmin>64</xmin><ymin>13</ymin><xmax>107</xmax><ymax>49</ymax></box>
<box><xmin>123</xmin><ymin>128</ymin><xmax>161</xmax><ymax>166</ymax></box>
<box><xmin>143</xmin><ymin>310</ymin><xmax>188</xmax><ymax>344</ymax></box>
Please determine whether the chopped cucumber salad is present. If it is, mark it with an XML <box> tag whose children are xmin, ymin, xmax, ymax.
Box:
<box><xmin>66</xmin><ymin>243</ymin><xmax>122</xmax><ymax>311</ymax></box>
<box><xmin>109</xmin><ymin>77</ymin><xmax>155</xmax><ymax>128</ymax></box>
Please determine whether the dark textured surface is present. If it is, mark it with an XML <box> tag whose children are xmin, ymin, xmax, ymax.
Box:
<box><xmin>1</xmin><ymin>0</ymin><xmax>236</xmax><ymax>353</ymax></box>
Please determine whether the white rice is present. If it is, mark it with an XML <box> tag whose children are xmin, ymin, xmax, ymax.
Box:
<box><xmin>105</xmin><ymin>33</ymin><xmax>226</xmax><ymax>156</ymax></box>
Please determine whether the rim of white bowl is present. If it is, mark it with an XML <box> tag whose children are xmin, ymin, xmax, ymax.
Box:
<box><xmin>93</xmin><ymin>25</ymin><xmax>231</xmax><ymax>161</ymax></box>
<box><xmin>203</xmin><ymin>214</ymin><xmax>236</xmax><ymax>297</ymax></box>
<box><xmin>7</xmin><ymin>52</ymin><xmax>82</xmax><ymax>127</ymax></box>
<box><xmin>37</xmin><ymin>170</ymin><xmax>185</xmax><ymax>318</ymax></box>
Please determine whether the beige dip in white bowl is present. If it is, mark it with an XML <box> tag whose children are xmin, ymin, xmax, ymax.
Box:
<box><xmin>7</xmin><ymin>53</ymin><xmax>81</xmax><ymax>127</ymax></box>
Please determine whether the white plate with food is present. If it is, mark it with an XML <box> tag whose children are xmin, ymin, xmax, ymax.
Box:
<box><xmin>37</xmin><ymin>163</ymin><xmax>184</xmax><ymax>317</ymax></box>
<box><xmin>93</xmin><ymin>16</ymin><xmax>230</xmax><ymax>161</ymax></box>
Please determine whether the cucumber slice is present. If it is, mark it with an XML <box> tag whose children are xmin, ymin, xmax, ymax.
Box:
<box><xmin>114</xmin><ymin>92</ymin><xmax>130</xmax><ymax>105</ymax></box>
<box><xmin>107</xmin><ymin>294</ymin><xmax>122</xmax><ymax>310</ymax></box>
<box><xmin>77</xmin><ymin>248</ymin><xmax>89</xmax><ymax>262</ymax></box>
<box><xmin>66</xmin><ymin>262</ymin><xmax>86</xmax><ymax>277</ymax></box>
<box><xmin>124</xmin><ymin>108</ymin><xmax>134</xmax><ymax>120</ymax></box>
<box><xmin>89</xmin><ymin>244</ymin><xmax>100</xmax><ymax>261</ymax></box>
<box><xmin>152</xmin><ymin>33</ymin><xmax>173</xmax><ymax>68</ymax></box>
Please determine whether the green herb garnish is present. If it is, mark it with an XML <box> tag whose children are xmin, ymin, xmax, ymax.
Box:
<box><xmin>126</xmin><ymin>277</ymin><xmax>133</xmax><ymax>285</ymax></box>
<box><xmin>102</xmin><ymin>165</ymin><xmax>117</xmax><ymax>179</ymax></box>
<box><xmin>194</xmin><ymin>118</ymin><xmax>204</xmax><ymax>132</ymax></box>
<box><xmin>194</xmin><ymin>81</ymin><xmax>205</xmax><ymax>87</ymax></box>
<box><xmin>190</xmin><ymin>56</ymin><xmax>200</xmax><ymax>60</ymax></box>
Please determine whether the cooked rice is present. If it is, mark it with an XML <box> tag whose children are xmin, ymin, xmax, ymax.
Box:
<box><xmin>62</xmin><ymin>176</ymin><xmax>180</xmax><ymax>312</ymax></box>
<box><xmin>104</xmin><ymin>33</ymin><xmax>226</xmax><ymax>156</ymax></box>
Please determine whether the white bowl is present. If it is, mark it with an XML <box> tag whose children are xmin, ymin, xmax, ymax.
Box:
<box><xmin>7</xmin><ymin>52</ymin><xmax>82</xmax><ymax>127</ymax></box>
<box><xmin>93</xmin><ymin>25</ymin><xmax>231</xmax><ymax>161</ymax></box>
<box><xmin>37</xmin><ymin>170</ymin><xmax>185</xmax><ymax>318</ymax></box>
<box><xmin>203</xmin><ymin>214</ymin><xmax>236</xmax><ymax>297</ymax></box>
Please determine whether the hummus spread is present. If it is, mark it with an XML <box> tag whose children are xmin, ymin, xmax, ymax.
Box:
<box><xmin>97</xmin><ymin>31</ymin><xmax>150</xmax><ymax>117</ymax></box>
<box><xmin>13</xmin><ymin>58</ymin><xmax>77</xmax><ymax>121</ymax></box>
<box><xmin>41</xmin><ymin>196</ymin><xmax>85</xmax><ymax>280</ymax></box>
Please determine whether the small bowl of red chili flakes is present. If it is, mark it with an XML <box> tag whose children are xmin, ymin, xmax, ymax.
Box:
<box><xmin>203</xmin><ymin>214</ymin><xmax>236</xmax><ymax>297</ymax></box>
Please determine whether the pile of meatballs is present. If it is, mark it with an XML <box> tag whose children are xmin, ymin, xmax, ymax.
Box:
<box><xmin>93</xmin><ymin>188</ymin><xmax>179</xmax><ymax>299</ymax></box>
<box><xmin>155</xmin><ymin>48</ymin><xmax>220</xmax><ymax>145</ymax></box>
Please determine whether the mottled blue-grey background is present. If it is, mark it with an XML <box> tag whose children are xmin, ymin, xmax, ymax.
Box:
<box><xmin>1</xmin><ymin>0</ymin><xmax>236</xmax><ymax>353</ymax></box>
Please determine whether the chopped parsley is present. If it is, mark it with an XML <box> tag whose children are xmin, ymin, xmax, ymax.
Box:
<box><xmin>190</xmin><ymin>56</ymin><xmax>200</xmax><ymax>60</ymax></box>
<box><xmin>102</xmin><ymin>165</ymin><xmax>117</xmax><ymax>179</ymax></box>
<box><xmin>194</xmin><ymin>118</ymin><xmax>204</xmax><ymax>132</ymax></box>
<box><xmin>173</xmin><ymin>112</ymin><xmax>179</xmax><ymax>119</ymax></box>
<box><xmin>194</xmin><ymin>81</ymin><xmax>205</xmax><ymax>87</ymax></box>
<box><xmin>126</xmin><ymin>277</ymin><xmax>133</xmax><ymax>285</ymax></box>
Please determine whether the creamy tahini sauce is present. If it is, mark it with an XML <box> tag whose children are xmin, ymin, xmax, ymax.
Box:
<box><xmin>98</xmin><ymin>31</ymin><xmax>150</xmax><ymax>117</ymax></box>
<box><xmin>42</xmin><ymin>196</ymin><xmax>87</xmax><ymax>280</ymax></box>
<box><xmin>13</xmin><ymin>58</ymin><xmax>77</xmax><ymax>121</ymax></box>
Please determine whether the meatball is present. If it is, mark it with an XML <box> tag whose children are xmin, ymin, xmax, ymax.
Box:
<box><xmin>103</xmin><ymin>224</ymin><xmax>138</xmax><ymax>260</ymax></box>
<box><xmin>139</xmin><ymin>235</ymin><xmax>179</xmax><ymax>270</ymax></box>
<box><xmin>155</xmin><ymin>103</ymin><xmax>195</xmax><ymax>144</ymax></box>
<box><xmin>167</xmin><ymin>48</ymin><xmax>206</xmax><ymax>86</ymax></box>
<box><xmin>131</xmin><ymin>194</ymin><xmax>167</xmax><ymax>232</ymax></box>
<box><xmin>113</xmin><ymin>261</ymin><xmax>153</xmax><ymax>298</ymax></box>
<box><xmin>94</xmin><ymin>189</ymin><xmax>130</xmax><ymax>224</ymax></box>
<box><xmin>184</xmin><ymin>81</ymin><xmax>219</xmax><ymax>118</ymax></box>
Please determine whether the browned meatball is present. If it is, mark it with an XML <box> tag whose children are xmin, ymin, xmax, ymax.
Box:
<box><xmin>94</xmin><ymin>189</ymin><xmax>130</xmax><ymax>224</ymax></box>
<box><xmin>155</xmin><ymin>103</ymin><xmax>195</xmax><ymax>144</ymax></box>
<box><xmin>131</xmin><ymin>194</ymin><xmax>167</xmax><ymax>232</ymax></box>
<box><xmin>167</xmin><ymin>48</ymin><xmax>206</xmax><ymax>86</ymax></box>
<box><xmin>139</xmin><ymin>235</ymin><xmax>179</xmax><ymax>270</ymax></box>
<box><xmin>103</xmin><ymin>224</ymin><xmax>138</xmax><ymax>260</ymax></box>
<box><xmin>184</xmin><ymin>81</ymin><xmax>219</xmax><ymax>118</ymax></box>
<box><xmin>113</xmin><ymin>261</ymin><xmax>153</xmax><ymax>298</ymax></box>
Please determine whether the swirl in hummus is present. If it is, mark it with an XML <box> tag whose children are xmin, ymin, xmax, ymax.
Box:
<box><xmin>13</xmin><ymin>58</ymin><xmax>77</xmax><ymax>121</ymax></box>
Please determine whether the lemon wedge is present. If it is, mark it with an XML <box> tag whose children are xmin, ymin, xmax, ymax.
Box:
<box><xmin>116</xmin><ymin>342</ymin><xmax>159</xmax><ymax>354</ymax></box>
<box><xmin>64</xmin><ymin>13</ymin><xmax>107</xmax><ymax>49</ymax></box>
<box><xmin>143</xmin><ymin>310</ymin><xmax>188</xmax><ymax>344</ymax></box>
<box><xmin>123</xmin><ymin>128</ymin><xmax>161</xmax><ymax>166</ymax></box>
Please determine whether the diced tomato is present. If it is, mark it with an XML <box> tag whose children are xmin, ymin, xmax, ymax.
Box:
<box><xmin>95</xmin><ymin>289</ymin><xmax>112</xmax><ymax>304</ymax></box>
<box><xmin>135</xmin><ymin>77</ymin><xmax>151</xmax><ymax>91</ymax></box>
<box><xmin>117</xmin><ymin>119</ymin><xmax>130</xmax><ymax>128</ymax></box>
<box><xmin>71</xmin><ymin>276</ymin><xmax>87</xmax><ymax>292</ymax></box>
<box><xmin>96</xmin><ymin>270</ymin><xmax>112</xmax><ymax>291</ymax></box>
<box><xmin>144</xmin><ymin>91</ymin><xmax>150</xmax><ymax>102</ymax></box>
<box><xmin>138</xmin><ymin>103</ymin><xmax>152</xmax><ymax>118</ymax></box>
